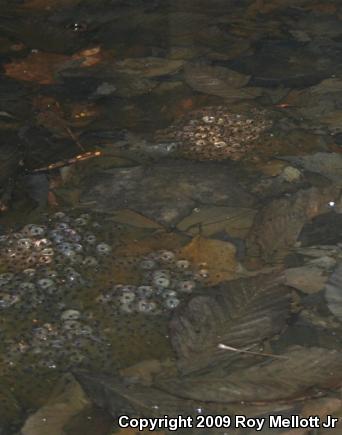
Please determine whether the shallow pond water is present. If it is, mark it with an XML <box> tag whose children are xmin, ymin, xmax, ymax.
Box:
<box><xmin>0</xmin><ymin>0</ymin><xmax>342</xmax><ymax>434</ymax></box>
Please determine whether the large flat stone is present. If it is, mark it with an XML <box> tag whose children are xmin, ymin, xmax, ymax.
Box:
<box><xmin>80</xmin><ymin>160</ymin><xmax>254</xmax><ymax>226</ymax></box>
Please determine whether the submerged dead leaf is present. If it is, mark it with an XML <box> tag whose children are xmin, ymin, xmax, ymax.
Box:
<box><xmin>248</xmin><ymin>186</ymin><xmax>339</xmax><ymax>262</ymax></box>
<box><xmin>76</xmin><ymin>371</ymin><xmax>226</xmax><ymax>419</ymax></box>
<box><xmin>180</xmin><ymin>236</ymin><xmax>238</xmax><ymax>285</ymax></box>
<box><xmin>170</xmin><ymin>275</ymin><xmax>291</xmax><ymax>374</ymax></box>
<box><xmin>114</xmin><ymin>232</ymin><xmax>186</xmax><ymax>257</ymax></box>
<box><xmin>177</xmin><ymin>206</ymin><xmax>256</xmax><ymax>238</ymax></box>
<box><xmin>158</xmin><ymin>346</ymin><xmax>342</xmax><ymax>404</ymax></box>
<box><xmin>108</xmin><ymin>209</ymin><xmax>163</xmax><ymax>230</ymax></box>
<box><xmin>325</xmin><ymin>263</ymin><xmax>342</xmax><ymax>321</ymax></box>
<box><xmin>4</xmin><ymin>48</ymin><xmax>102</xmax><ymax>84</ymax></box>
<box><xmin>184</xmin><ymin>63</ymin><xmax>254</xmax><ymax>100</ymax></box>
<box><xmin>115</xmin><ymin>57</ymin><xmax>184</xmax><ymax>78</ymax></box>
<box><xmin>4</xmin><ymin>52</ymin><xmax>68</xmax><ymax>84</ymax></box>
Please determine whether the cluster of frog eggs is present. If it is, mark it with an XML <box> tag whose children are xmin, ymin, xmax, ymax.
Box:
<box><xmin>0</xmin><ymin>212</ymin><xmax>114</xmax><ymax>368</ymax></box>
<box><xmin>0</xmin><ymin>212</ymin><xmax>207</xmax><ymax>371</ymax></box>
<box><xmin>4</xmin><ymin>308</ymin><xmax>106</xmax><ymax>369</ymax></box>
<box><xmin>97</xmin><ymin>249</ymin><xmax>208</xmax><ymax>315</ymax></box>
<box><xmin>155</xmin><ymin>106</ymin><xmax>273</xmax><ymax>161</ymax></box>
<box><xmin>0</xmin><ymin>211</ymin><xmax>112</xmax><ymax>308</ymax></box>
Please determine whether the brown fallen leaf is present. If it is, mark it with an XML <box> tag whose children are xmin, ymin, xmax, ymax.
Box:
<box><xmin>4</xmin><ymin>47</ymin><xmax>102</xmax><ymax>84</ymax></box>
<box><xmin>108</xmin><ymin>209</ymin><xmax>163</xmax><ymax>230</ymax></box>
<box><xmin>113</xmin><ymin>232</ymin><xmax>186</xmax><ymax>257</ymax></box>
<box><xmin>4</xmin><ymin>52</ymin><xmax>68</xmax><ymax>84</ymax></box>
<box><xmin>180</xmin><ymin>235</ymin><xmax>238</xmax><ymax>285</ymax></box>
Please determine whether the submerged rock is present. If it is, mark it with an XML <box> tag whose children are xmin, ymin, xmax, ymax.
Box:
<box><xmin>183</xmin><ymin>63</ymin><xmax>258</xmax><ymax>100</ymax></box>
<box><xmin>80</xmin><ymin>160</ymin><xmax>255</xmax><ymax>225</ymax></box>
<box><xmin>280</xmin><ymin>153</ymin><xmax>342</xmax><ymax>187</ymax></box>
<box><xmin>114</xmin><ymin>57</ymin><xmax>184</xmax><ymax>78</ymax></box>
<box><xmin>21</xmin><ymin>374</ymin><xmax>90</xmax><ymax>435</ymax></box>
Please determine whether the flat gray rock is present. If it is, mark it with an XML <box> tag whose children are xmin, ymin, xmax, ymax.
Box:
<box><xmin>80</xmin><ymin>160</ymin><xmax>254</xmax><ymax>226</ymax></box>
<box><xmin>280</xmin><ymin>153</ymin><xmax>342</xmax><ymax>186</ymax></box>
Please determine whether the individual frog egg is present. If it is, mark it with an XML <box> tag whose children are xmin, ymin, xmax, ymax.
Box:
<box><xmin>119</xmin><ymin>291</ymin><xmax>135</xmax><ymax>304</ymax></box>
<box><xmin>39</xmin><ymin>360</ymin><xmax>58</xmax><ymax>370</ymax></box>
<box><xmin>40</xmin><ymin>248</ymin><xmax>54</xmax><ymax>257</ymax></box>
<box><xmin>120</xmin><ymin>302</ymin><xmax>134</xmax><ymax>314</ymax></box>
<box><xmin>162</xmin><ymin>289</ymin><xmax>178</xmax><ymax>299</ymax></box>
<box><xmin>157</xmin><ymin>250</ymin><xmax>175</xmax><ymax>263</ymax></box>
<box><xmin>19</xmin><ymin>282</ymin><xmax>36</xmax><ymax>291</ymax></box>
<box><xmin>22</xmin><ymin>268</ymin><xmax>36</xmax><ymax>277</ymax></box>
<box><xmin>68</xmin><ymin>351</ymin><xmax>85</xmax><ymax>365</ymax></box>
<box><xmin>49</xmin><ymin>230</ymin><xmax>65</xmax><ymax>244</ymax></box>
<box><xmin>152</xmin><ymin>275</ymin><xmax>170</xmax><ymax>288</ymax></box>
<box><xmin>53</xmin><ymin>211</ymin><xmax>66</xmax><ymax>220</ymax></box>
<box><xmin>11</xmin><ymin>232</ymin><xmax>23</xmax><ymax>240</ymax></box>
<box><xmin>195</xmin><ymin>269</ymin><xmax>210</xmax><ymax>280</ymax></box>
<box><xmin>78</xmin><ymin>325</ymin><xmax>93</xmax><ymax>336</ymax></box>
<box><xmin>57</xmin><ymin>242</ymin><xmax>75</xmax><ymax>258</ymax></box>
<box><xmin>61</xmin><ymin>309</ymin><xmax>81</xmax><ymax>322</ymax></box>
<box><xmin>44</xmin><ymin>269</ymin><xmax>58</xmax><ymax>278</ymax></box>
<box><xmin>68</xmin><ymin>254</ymin><xmax>83</xmax><ymax>265</ymax></box>
<box><xmin>136</xmin><ymin>299</ymin><xmax>157</xmax><ymax>314</ymax></box>
<box><xmin>178</xmin><ymin>280</ymin><xmax>196</xmax><ymax>293</ymax></box>
<box><xmin>0</xmin><ymin>293</ymin><xmax>20</xmax><ymax>308</ymax></box>
<box><xmin>64</xmin><ymin>267</ymin><xmax>82</xmax><ymax>284</ymax></box>
<box><xmin>139</xmin><ymin>259</ymin><xmax>156</xmax><ymax>270</ymax></box>
<box><xmin>164</xmin><ymin>296</ymin><xmax>180</xmax><ymax>309</ymax></box>
<box><xmin>0</xmin><ymin>273</ymin><xmax>14</xmax><ymax>285</ymax></box>
<box><xmin>84</xmin><ymin>234</ymin><xmax>96</xmax><ymax>244</ymax></box>
<box><xmin>22</xmin><ymin>224</ymin><xmax>45</xmax><ymax>237</ymax></box>
<box><xmin>137</xmin><ymin>285</ymin><xmax>154</xmax><ymax>298</ymax></box>
<box><xmin>121</xmin><ymin>285</ymin><xmax>137</xmax><ymax>292</ymax></box>
<box><xmin>112</xmin><ymin>284</ymin><xmax>124</xmax><ymax>292</ymax></box>
<box><xmin>39</xmin><ymin>255</ymin><xmax>53</xmax><ymax>265</ymax></box>
<box><xmin>64</xmin><ymin>228</ymin><xmax>81</xmax><ymax>242</ymax></box>
<box><xmin>175</xmin><ymin>259</ymin><xmax>191</xmax><ymax>270</ymax></box>
<box><xmin>62</xmin><ymin>320</ymin><xmax>82</xmax><ymax>331</ymax></box>
<box><xmin>72</xmin><ymin>243</ymin><xmax>83</xmax><ymax>253</ymax></box>
<box><xmin>55</xmin><ymin>222</ymin><xmax>70</xmax><ymax>231</ymax></box>
<box><xmin>74</xmin><ymin>217</ymin><xmax>87</xmax><ymax>227</ymax></box>
<box><xmin>56</xmin><ymin>241</ymin><xmax>72</xmax><ymax>252</ymax></box>
<box><xmin>152</xmin><ymin>269</ymin><xmax>170</xmax><ymax>279</ymax></box>
<box><xmin>83</xmin><ymin>256</ymin><xmax>98</xmax><ymax>266</ymax></box>
<box><xmin>96</xmin><ymin>243</ymin><xmax>111</xmax><ymax>255</ymax></box>
<box><xmin>16</xmin><ymin>238</ymin><xmax>32</xmax><ymax>250</ymax></box>
<box><xmin>25</xmin><ymin>252</ymin><xmax>40</xmax><ymax>266</ymax></box>
<box><xmin>33</xmin><ymin>326</ymin><xmax>50</xmax><ymax>341</ymax></box>
<box><xmin>34</xmin><ymin>238</ymin><xmax>52</xmax><ymax>250</ymax></box>
<box><xmin>202</xmin><ymin>115</ymin><xmax>216</xmax><ymax>124</ymax></box>
<box><xmin>37</xmin><ymin>278</ymin><xmax>55</xmax><ymax>290</ymax></box>
<box><xmin>96</xmin><ymin>293</ymin><xmax>112</xmax><ymax>303</ymax></box>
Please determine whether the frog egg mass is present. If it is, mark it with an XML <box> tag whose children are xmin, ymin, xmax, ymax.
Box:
<box><xmin>0</xmin><ymin>210</ymin><xmax>209</xmax><ymax>377</ymax></box>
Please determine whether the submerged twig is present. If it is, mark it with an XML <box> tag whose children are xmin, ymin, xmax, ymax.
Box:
<box><xmin>218</xmin><ymin>343</ymin><xmax>289</xmax><ymax>359</ymax></box>
<box><xmin>30</xmin><ymin>150</ymin><xmax>101</xmax><ymax>173</ymax></box>
<box><xmin>65</xmin><ymin>126</ymin><xmax>85</xmax><ymax>152</ymax></box>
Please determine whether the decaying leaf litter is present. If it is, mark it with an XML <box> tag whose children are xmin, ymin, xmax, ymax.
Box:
<box><xmin>0</xmin><ymin>0</ymin><xmax>342</xmax><ymax>433</ymax></box>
